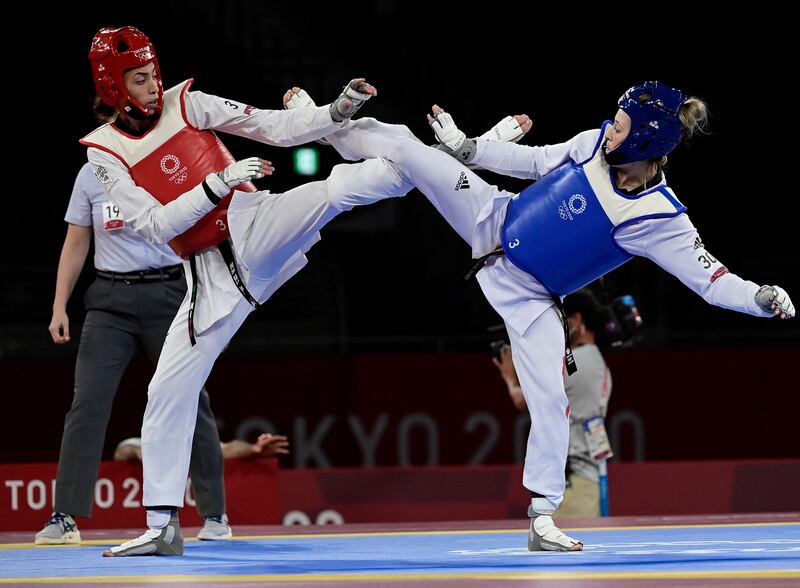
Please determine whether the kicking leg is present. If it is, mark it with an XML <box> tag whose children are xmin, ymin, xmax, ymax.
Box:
<box><xmin>229</xmin><ymin>158</ymin><xmax>411</xmax><ymax>279</ymax></box>
<box><xmin>329</xmin><ymin>119</ymin><xmax>503</xmax><ymax>247</ymax></box>
<box><xmin>284</xmin><ymin>91</ymin><xmax>501</xmax><ymax>248</ymax></box>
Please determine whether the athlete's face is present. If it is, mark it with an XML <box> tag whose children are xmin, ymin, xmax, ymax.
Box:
<box><xmin>123</xmin><ymin>62</ymin><xmax>159</xmax><ymax>114</ymax></box>
<box><xmin>604</xmin><ymin>109</ymin><xmax>631</xmax><ymax>153</ymax></box>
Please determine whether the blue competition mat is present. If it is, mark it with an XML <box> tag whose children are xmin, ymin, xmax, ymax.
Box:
<box><xmin>2</xmin><ymin>522</ymin><xmax>799</xmax><ymax>583</ymax></box>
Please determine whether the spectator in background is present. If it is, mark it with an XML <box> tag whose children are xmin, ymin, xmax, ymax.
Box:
<box><xmin>114</xmin><ymin>432</ymin><xmax>290</xmax><ymax>462</ymax></box>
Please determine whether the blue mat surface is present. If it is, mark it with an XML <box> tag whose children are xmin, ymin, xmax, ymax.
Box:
<box><xmin>2</xmin><ymin>523</ymin><xmax>798</xmax><ymax>583</ymax></box>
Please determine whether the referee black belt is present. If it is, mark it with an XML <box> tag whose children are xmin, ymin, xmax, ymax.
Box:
<box><xmin>96</xmin><ymin>264</ymin><xmax>183</xmax><ymax>284</ymax></box>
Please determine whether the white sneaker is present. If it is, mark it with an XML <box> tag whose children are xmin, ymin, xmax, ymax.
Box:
<box><xmin>197</xmin><ymin>514</ymin><xmax>232</xmax><ymax>540</ymax></box>
<box><xmin>34</xmin><ymin>512</ymin><xmax>81</xmax><ymax>545</ymax></box>
<box><xmin>102</xmin><ymin>511</ymin><xmax>183</xmax><ymax>557</ymax></box>
<box><xmin>527</xmin><ymin>509</ymin><xmax>583</xmax><ymax>552</ymax></box>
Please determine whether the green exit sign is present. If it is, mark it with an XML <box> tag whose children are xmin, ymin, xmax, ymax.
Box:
<box><xmin>293</xmin><ymin>147</ymin><xmax>320</xmax><ymax>176</ymax></box>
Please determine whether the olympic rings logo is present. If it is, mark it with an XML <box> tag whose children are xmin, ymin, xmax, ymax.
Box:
<box><xmin>558</xmin><ymin>194</ymin><xmax>588</xmax><ymax>221</ymax></box>
<box><xmin>160</xmin><ymin>154</ymin><xmax>180</xmax><ymax>175</ymax></box>
<box><xmin>568</xmin><ymin>194</ymin><xmax>587</xmax><ymax>215</ymax></box>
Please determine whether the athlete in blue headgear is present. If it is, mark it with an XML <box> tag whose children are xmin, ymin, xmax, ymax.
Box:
<box><xmin>284</xmin><ymin>82</ymin><xmax>794</xmax><ymax>552</ymax></box>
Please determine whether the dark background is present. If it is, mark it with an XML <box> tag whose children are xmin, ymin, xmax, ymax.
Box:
<box><xmin>4</xmin><ymin>1</ymin><xmax>798</xmax><ymax>358</ymax></box>
<box><xmin>1</xmin><ymin>3</ymin><xmax>797</xmax><ymax>463</ymax></box>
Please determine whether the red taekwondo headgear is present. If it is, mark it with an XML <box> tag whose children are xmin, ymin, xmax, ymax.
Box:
<box><xmin>89</xmin><ymin>26</ymin><xmax>163</xmax><ymax>117</ymax></box>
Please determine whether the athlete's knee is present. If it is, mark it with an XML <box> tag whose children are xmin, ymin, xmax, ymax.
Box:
<box><xmin>354</xmin><ymin>118</ymin><xmax>421</xmax><ymax>159</ymax></box>
<box><xmin>385</xmin><ymin>135</ymin><xmax>426</xmax><ymax>164</ymax></box>
<box><xmin>325</xmin><ymin>160</ymin><xmax>412</xmax><ymax>211</ymax></box>
<box><xmin>325</xmin><ymin>163</ymin><xmax>374</xmax><ymax>211</ymax></box>
<box><xmin>351</xmin><ymin>117</ymin><xmax>416</xmax><ymax>140</ymax></box>
<box><xmin>319</xmin><ymin>172</ymin><xmax>345</xmax><ymax>210</ymax></box>
<box><xmin>387</xmin><ymin>122</ymin><xmax>419</xmax><ymax>142</ymax></box>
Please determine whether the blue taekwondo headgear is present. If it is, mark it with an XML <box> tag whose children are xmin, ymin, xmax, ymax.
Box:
<box><xmin>604</xmin><ymin>81</ymin><xmax>687</xmax><ymax>165</ymax></box>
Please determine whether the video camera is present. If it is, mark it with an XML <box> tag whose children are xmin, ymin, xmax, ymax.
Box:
<box><xmin>596</xmin><ymin>294</ymin><xmax>643</xmax><ymax>349</ymax></box>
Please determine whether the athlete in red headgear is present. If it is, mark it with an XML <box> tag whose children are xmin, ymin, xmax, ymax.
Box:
<box><xmin>82</xmin><ymin>26</ymin><xmax>413</xmax><ymax>557</ymax></box>
<box><xmin>89</xmin><ymin>26</ymin><xmax>163</xmax><ymax>118</ymax></box>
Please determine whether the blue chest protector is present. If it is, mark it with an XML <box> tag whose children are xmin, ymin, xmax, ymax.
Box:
<box><xmin>500</xmin><ymin>123</ymin><xmax>686</xmax><ymax>296</ymax></box>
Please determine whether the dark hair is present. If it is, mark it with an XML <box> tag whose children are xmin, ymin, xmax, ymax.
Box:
<box><xmin>564</xmin><ymin>288</ymin><xmax>603</xmax><ymax>334</ymax></box>
<box><xmin>92</xmin><ymin>95</ymin><xmax>118</xmax><ymax>123</ymax></box>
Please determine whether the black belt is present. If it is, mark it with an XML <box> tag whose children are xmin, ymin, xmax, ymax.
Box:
<box><xmin>187</xmin><ymin>241</ymin><xmax>260</xmax><ymax>346</ymax></box>
<box><xmin>464</xmin><ymin>247</ymin><xmax>505</xmax><ymax>281</ymax></box>
<box><xmin>551</xmin><ymin>295</ymin><xmax>577</xmax><ymax>376</ymax></box>
<box><xmin>96</xmin><ymin>264</ymin><xmax>183</xmax><ymax>284</ymax></box>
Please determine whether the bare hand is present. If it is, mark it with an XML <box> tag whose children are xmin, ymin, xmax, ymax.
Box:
<box><xmin>113</xmin><ymin>443</ymin><xmax>143</xmax><ymax>462</ymax></box>
<box><xmin>48</xmin><ymin>309</ymin><xmax>70</xmax><ymax>344</ymax></box>
<box><xmin>492</xmin><ymin>344</ymin><xmax>519</xmax><ymax>385</ymax></box>
<box><xmin>253</xmin><ymin>433</ymin><xmax>290</xmax><ymax>457</ymax></box>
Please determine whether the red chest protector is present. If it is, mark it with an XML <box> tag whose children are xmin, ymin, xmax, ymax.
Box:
<box><xmin>81</xmin><ymin>79</ymin><xmax>255</xmax><ymax>258</ymax></box>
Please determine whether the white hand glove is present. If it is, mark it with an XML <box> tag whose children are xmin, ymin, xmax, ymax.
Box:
<box><xmin>218</xmin><ymin>157</ymin><xmax>265</xmax><ymax>188</ymax></box>
<box><xmin>429</xmin><ymin>109</ymin><xmax>467</xmax><ymax>151</ymax></box>
<box><xmin>480</xmin><ymin>115</ymin><xmax>528</xmax><ymax>143</ymax></box>
<box><xmin>428</xmin><ymin>107</ymin><xmax>476</xmax><ymax>164</ymax></box>
<box><xmin>755</xmin><ymin>285</ymin><xmax>795</xmax><ymax>319</ymax></box>
<box><xmin>329</xmin><ymin>78</ymin><xmax>375</xmax><ymax>123</ymax></box>
<box><xmin>284</xmin><ymin>88</ymin><xmax>316</xmax><ymax>110</ymax></box>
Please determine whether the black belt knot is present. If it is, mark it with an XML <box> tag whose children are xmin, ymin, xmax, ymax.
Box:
<box><xmin>187</xmin><ymin>241</ymin><xmax>259</xmax><ymax>346</ymax></box>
